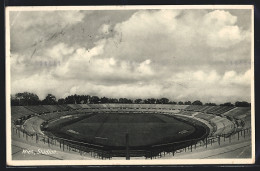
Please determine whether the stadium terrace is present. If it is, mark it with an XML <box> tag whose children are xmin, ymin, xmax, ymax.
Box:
<box><xmin>11</xmin><ymin>102</ymin><xmax>251</xmax><ymax>160</ymax></box>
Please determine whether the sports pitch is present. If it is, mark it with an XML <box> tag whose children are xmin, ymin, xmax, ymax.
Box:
<box><xmin>45</xmin><ymin>113</ymin><xmax>207</xmax><ymax>149</ymax></box>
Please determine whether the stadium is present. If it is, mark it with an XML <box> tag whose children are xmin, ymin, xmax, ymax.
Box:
<box><xmin>7</xmin><ymin>7</ymin><xmax>253</xmax><ymax>163</ymax></box>
<box><xmin>11</xmin><ymin>103</ymin><xmax>251</xmax><ymax>160</ymax></box>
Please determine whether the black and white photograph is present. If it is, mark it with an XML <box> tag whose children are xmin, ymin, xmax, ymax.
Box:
<box><xmin>5</xmin><ymin>5</ymin><xmax>254</xmax><ymax>165</ymax></box>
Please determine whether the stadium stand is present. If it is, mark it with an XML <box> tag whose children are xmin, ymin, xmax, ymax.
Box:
<box><xmin>58</xmin><ymin>104</ymin><xmax>72</xmax><ymax>111</ymax></box>
<box><xmin>206</xmin><ymin>106</ymin><xmax>223</xmax><ymax>114</ymax></box>
<box><xmin>24</xmin><ymin>105</ymin><xmax>50</xmax><ymax>114</ymax></box>
<box><xmin>199</xmin><ymin>106</ymin><xmax>213</xmax><ymax>112</ymax></box>
<box><xmin>195</xmin><ymin>113</ymin><xmax>216</xmax><ymax>121</ymax></box>
<box><xmin>223</xmin><ymin>107</ymin><xmax>251</xmax><ymax>118</ymax></box>
<box><xmin>11</xmin><ymin>104</ymin><xmax>252</xmax><ymax>160</ymax></box>
<box><xmin>78</xmin><ymin>104</ymin><xmax>92</xmax><ymax>109</ymax></box>
<box><xmin>88</xmin><ymin>104</ymin><xmax>104</xmax><ymax>109</ymax></box>
<box><xmin>214</xmin><ymin>106</ymin><xmax>235</xmax><ymax>115</ymax></box>
<box><xmin>42</xmin><ymin>105</ymin><xmax>63</xmax><ymax>112</ymax></box>
<box><xmin>177</xmin><ymin>110</ymin><xmax>194</xmax><ymax>116</ymax></box>
<box><xmin>11</xmin><ymin>106</ymin><xmax>36</xmax><ymax>122</ymax></box>
<box><xmin>67</xmin><ymin>104</ymin><xmax>82</xmax><ymax>110</ymax></box>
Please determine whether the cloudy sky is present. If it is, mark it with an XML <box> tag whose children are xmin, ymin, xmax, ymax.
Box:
<box><xmin>8</xmin><ymin>8</ymin><xmax>252</xmax><ymax>104</ymax></box>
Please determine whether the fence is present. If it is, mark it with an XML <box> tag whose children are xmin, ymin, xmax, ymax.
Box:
<box><xmin>12</xmin><ymin>122</ymin><xmax>251</xmax><ymax>160</ymax></box>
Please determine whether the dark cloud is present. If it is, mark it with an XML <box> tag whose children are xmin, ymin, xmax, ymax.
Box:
<box><xmin>8</xmin><ymin>8</ymin><xmax>252</xmax><ymax>103</ymax></box>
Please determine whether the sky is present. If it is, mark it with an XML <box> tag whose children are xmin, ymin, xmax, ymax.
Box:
<box><xmin>8</xmin><ymin>8</ymin><xmax>252</xmax><ymax>104</ymax></box>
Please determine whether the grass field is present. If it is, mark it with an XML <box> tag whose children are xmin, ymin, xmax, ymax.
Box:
<box><xmin>47</xmin><ymin>113</ymin><xmax>198</xmax><ymax>148</ymax></box>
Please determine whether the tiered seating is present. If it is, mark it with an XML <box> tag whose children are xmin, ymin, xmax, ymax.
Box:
<box><xmin>236</xmin><ymin>110</ymin><xmax>251</xmax><ymax>120</ymax></box>
<box><xmin>177</xmin><ymin>111</ymin><xmax>194</xmax><ymax>116</ymax></box>
<box><xmin>11</xmin><ymin>104</ymin><xmax>251</xmax><ymax>137</ymax></box>
<box><xmin>11</xmin><ymin>106</ymin><xmax>35</xmax><ymax>116</ymax></box>
<box><xmin>135</xmin><ymin>108</ymin><xmax>149</xmax><ymax>113</ymax></box>
<box><xmin>213</xmin><ymin>106</ymin><xmax>235</xmax><ymax>115</ymax></box>
<box><xmin>67</xmin><ymin>104</ymin><xmax>82</xmax><ymax>110</ymax></box>
<box><xmin>77</xmin><ymin>104</ymin><xmax>92</xmax><ymax>109</ymax></box>
<box><xmin>126</xmin><ymin>108</ymin><xmax>139</xmax><ymax>113</ymax></box>
<box><xmin>107</xmin><ymin>108</ymin><xmax>119</xmax><ymax>112</ymax></box>
<box><xmin>196</xmin><ymin>105</ymin><xmax>210</xmax><ymax>112</ymax></box>
<box><xmin>241</xmin><ymin>114</ymin><xmax>251</xmax><ymax>129</ymax></box>
<box><xmin>88</xmin><ymin>104</ymin><xmax>103</xmax><ymax>109</ymax></box>
<box><xmin>184</xmin><ymin>105</ymin><xmax>204</xmax><ymax>111</ymax></box>
<box><xmin>39</xmin><ymin>110</ymin><xmax>85</xmax><ymax>121</ymax></box>
<box><xmin>11</xmin><ymin>106</ymin><xmax>35</xmax><ymax>121</ymax></box>
<box><xmin>154</xmin><ymin>104</ymin><xmax>177</xmax><ymax>109</ymax></box>
<box><xmin>206</xmin><ymin>106</ymin><xmax>222</xmax><ymax>114</ymax></box>
<box><xmin>195</xmin><ymin>113</ymin><xmax>216</xmax><ymax>121</ymax></box>
<box><xmin>125</xmin><ymin>104</ymin><xmax>133</xmax><ymax>108</ymax></box>
<box><xmin>208</xmin><ymin>116</ymin><xmax>234</xmax><ymax>136</ymax></box>
<box><xmin>148</xmin><ymin>104</ymin><xmax>155</xmax><ymax>109</ymax></box>
<box><xmin>106</xmin><ymin>104</ymin><xmax>117</xmax><ymax>108</ymax></box>
<box><xmin>138</xmin><ymin>104</ymin><xmax>149</xmax><ymax>109</ymax></box>
<box><xmin>95</xmin><ymin>108</ymin><xmax>111</xmax><ymax>113</ymax></box>
<box><xmin>221</xmin><ymin>118</ymin><xmax>235</xmax><ymax>135</ymax></box>
<box><xmin>39</xmin><ymin>112</ymin><xmax>64</xmax><ymax>121</ymax></box>
<box><xmin>184</xmin><ymin>105</ymin><xmax>194</xmax><ymax>111</ymax></box>
<box><xmin>160</xmin><ymin>109</ymin><xmax>174</xmax><ymax>114</ymax></box>
<box><xmin>100</xmin><ymin>104</ymin><xmax>109</xmax><ymax>108</ymax></box>
<box><xmin>210</xmin><ymin>116</ymin><xmax>225</xmax><ymax>135</ymax></box>
<box><xmin>25</xmin><ymin>105</ymin><xmax>50</xmax><ymax>114</ymax></box>
<box><xmin>82</xmin><ymin>108</ymin><xmax>99</xmax><ymax>113</ymax></box>
<box><xmin>124</xmin><ymin>104</ymin><xmax>134</xmax><ymax>108</ymax></box>
<box><xmin>171</xmin><ymin>105</ymin><xmax>189</xmax><ymax>110</ymax></box>
<box><xmin>194</xmin><ymin>106</ymin><xmax>205</xmax><ymax>111</ymax></box>
<box><xmin>200</xmin><ymin>106</ymin><xmax>214</xmax><ymax>112</ymax></box>
<box><xmin>58</xmin><ymin>104</ymin><xmax>72</xmax><ymax>111</ymax></box>
<box><xmin>42</xmin><ymin>105</ymin><xmax>62</xmax><ymax>112</ymax></box>
<box><xmin>223</xmin><ymin>107</ymin><xmax>251</xmax><ymax>118</ymax></box>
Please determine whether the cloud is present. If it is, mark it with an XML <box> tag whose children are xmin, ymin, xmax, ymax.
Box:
<box><xmin>97</xmin><ymin>9</ymin><xmax>251</xmax><ymax>74</ymax></box>
<box><xmin>9</xmin><ymin>9</ymin><xmax>252</xmax><ymax>103</ymax></box>
<box><xmin>222</xmin><ymin>69</ymin><xmax>251</xmax><ymax>86</ymax></box>
<box><xmin>99</xmin><ymin>24</ymin><xmax>111</xmax><ymax>34</ymax></box>
<box><xmin>46</xmin><ymin>43</ymin><xmax>75</xmax><ymax>61</ymax></box>
<box><xmin>11</xmin><ymin>67</ymin><xmax>251</xmax><ymax>103</ymax></box>
<box><xmin>10</xmin><ymin>11</ymin><xmax>85</xmax><ymax>29</ymax></box>
<box><xmin>10</xmin><ymin>11</ymin><xmax>86</xmax><ymax>53</ymax></box>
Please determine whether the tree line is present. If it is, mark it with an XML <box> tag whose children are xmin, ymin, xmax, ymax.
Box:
<box><xmin>10</xmin><ymin>92</ymin><xmax>251</xmax><ymax>107</ymax></box>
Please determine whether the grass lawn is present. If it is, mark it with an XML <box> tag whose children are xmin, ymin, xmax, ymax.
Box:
<box><xmin>51</xmin><ymin>113</ymin><xmax>196</xmax><ymax>147</ymax></box>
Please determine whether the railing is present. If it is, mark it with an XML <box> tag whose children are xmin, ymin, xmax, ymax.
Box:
<box><xmin>11</xmin><ymin>106</ymin><xmax>251</xmax><ymax>160</ymax></box>
<box><xmin>12</xmin><ymin>123</ymin><xmax>251</xmax><ymax>160</ymax></box>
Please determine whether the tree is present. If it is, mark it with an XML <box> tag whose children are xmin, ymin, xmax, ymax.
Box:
<box><xmin>11</xmin><ymin>95</ymin><xmax>19</xmax><ymax>106</ymax></box>
<box><xmin>205</xmin><ymin>103</ymin><xmax>217</xmax><ymax>106</ymax></box>
<box><xmin>65</xmin><ymin>95</ymin><xmax>75</xmax><ymax>104</ymax></box>
<box><xmin>235</xmin><ymin>101</ymin><xmax>250</xmax><ymax>107</ymax></box>
<box><xmin>150</xmin><ymin>98</ymin><xmax>156</xmax><ymax>104</ymax></box>
<box><xmin>144</xmin><ymin>98</ymin><xmax>156</xmax><ymax>104</ymax></box>
<box><xmin>178</xmin><ymin>101</ymin><xmax>184</xmax><ymax>105</ymax></box>
<box><xmin>158</xmin><ymin>98</ymin><xmax>169</xmax><ymax>104</ymax></box>
<box><xmin>12</xmin><ymin>92</ymin><xmax>40</xmax><ymax>106</ymax></box>
<box><xmin>90</xmin><ymin>96</ymin><xmax>100</xmax><ymax>104</ymax></box>
<box><xmin>128</xmin><ymin>99</ymin><xmax>133</xmax><ymax>103</ymax></box>
<box><xmin>80</xmin><ymin>95</ymin><xmax>91</xmax><ymax>104</ymax></box>
<box><xmin>184</xmin><ymin>101</ymin><xmax>191</xmax><ymax>105</ymax></box>
<box><xmin>63</xmin><ymin>94</ymin><xmax>91</xmax><ymax>104</ymax></box>
<box><xmin>192</xmin><ymin>100</ymin><xmax>203</xmax><ymax>105</ymax></box>
<box><xmin>100</xmin><ymin>97</ymin><xmax>109</xmax><ymax>103</ymax></box>
<box><xmin>108</xmin><ymin>98</ymin><xmax>118</xmax><ymax>103</ymax></box>
<box><xmin>220</xmin><ymin>102</ymin><xmax>234</xmax><ymax>106</ymax></box>
<box><xmin>58</xmin><ymin>98</ymin><xmax>65</xmax><ymax>105</ymax></box>
<box><xmin>134</xmin><ymin>99</ymin><xmax>143</xmax><ymax>104</ymax></box>
<box><xmin>42</xmin><ymin>94</ymin><xmax>57</xmax><ymax>105</ymax></box>
<box><xmin>73</xmin><ymin>94</ymin><xmax>81</xmax><ymax>104</ymax></box>
<box><xmin>119</xmin><ymin>98</ymin><xmax>133</xmax><ymax>104</ymax></box>
<box><xmin>169</xmin><ymin>101</ymin><xmax>177</xmax><ymax>104</ymax></box>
